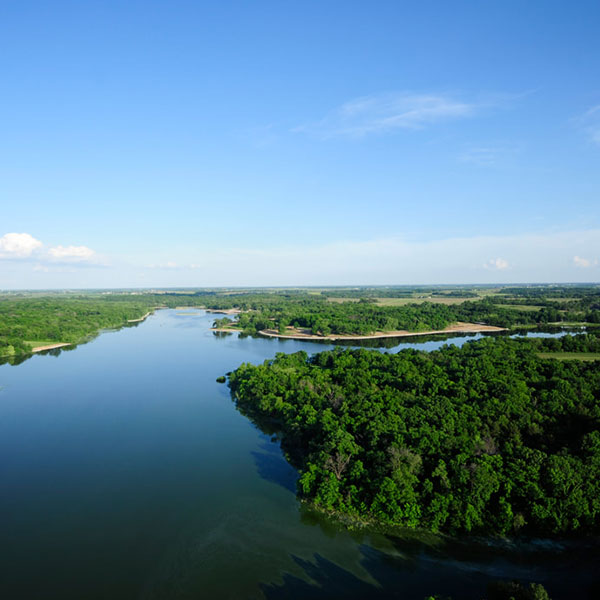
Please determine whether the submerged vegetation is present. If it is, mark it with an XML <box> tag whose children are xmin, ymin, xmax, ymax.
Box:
<box><xmin>229</xmin><ymin>333</ymin><xmax>600</xmax><ymax>536</ymax></box>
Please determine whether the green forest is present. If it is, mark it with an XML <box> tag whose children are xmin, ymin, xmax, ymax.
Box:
<box><xmin>211</xmin><ymin>285</ymin><xmax>600</xmax><ymax>335</ymax></box>
<box><xmin>225</xmin><ymin>295</ymin><xmax>600</xmax><ymax>335</ymax></box>
<box><xmin>0</xmin><ymin>291</ymin><xmax>228</xmax><ymax>358</ymax></box>
<box><xmin>2</xmin><ymin>285</ymin><xmax>599</xmax><ymax>359</ymax></box>
<box><xmin>0</xmin><ymin>296</ymin><xmax>154</xmax><ymax>357</ymax></box>
<box><xmin>228</xmin><ymin>333</ymin><xmax>600</xmax><ymax>536</ymax></box>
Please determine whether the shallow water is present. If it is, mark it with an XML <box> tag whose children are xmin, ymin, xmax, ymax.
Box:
<box><xmin>0</xmin><ymin>309</ymin><xmax>596</xmax><ymax>599</ymax></box>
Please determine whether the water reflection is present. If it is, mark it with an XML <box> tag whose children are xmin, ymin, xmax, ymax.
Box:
<box><xmin>251</xmin><ymin>436</ymin><xmax>299</xmax><ymax>494</ymax></box>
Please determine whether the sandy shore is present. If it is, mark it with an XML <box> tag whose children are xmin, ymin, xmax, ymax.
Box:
<box><xmin>257</xmin><ymin>322</ymin><xmax>506</xmax><ymax>341</ymax></box>
<box><xmin>32</xmin><ymin>343</ymin><xmax>72</xmax><ymax>353</ymax></box>
<box><xmin>127</xmin><ymin>312</ymin><xmax>152</xmax><ymax>323</ymax></box>
<box><xmin>174</xmin><ymin>306</ymin><xmax>204</xmax><ymax>310</ymax></box>
<box><xmin>205</xmin><ymin>308</ymin><xmax>242</xmax><ymax>315</ymax></box>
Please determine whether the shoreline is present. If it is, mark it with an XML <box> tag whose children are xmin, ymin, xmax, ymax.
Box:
<box><xmin>127</xmin><ymin>311</ymin><xmax>152</xmax><ymax>323</ymax></box>
<box><xmin>256</xmin><ymin>322</ymin><xmax>506</xmax><ymax>341</ymax></box>
<box><xmin>30</xmin><ymin>308</ymin><xmax>165</xmax><ymax>356</ymax></box>
<box><xmin>31</xmin><ymin>342</ymin><xmax>72</xmax><ymax>353</ymax></box>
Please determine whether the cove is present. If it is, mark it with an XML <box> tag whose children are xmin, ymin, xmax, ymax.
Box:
<box><xmin>0</xmin><ymin>309</ymin><xmax>595</xmax><ymax>599</ymax></box>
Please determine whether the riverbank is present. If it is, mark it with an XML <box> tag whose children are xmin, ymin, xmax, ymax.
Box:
<box><xmin>127</xmin><ymin>311</ymin><xmax>152</xmax><ymax>323</ymax></box>
<box><xmin>31</xmin><ymin>342</ymin><xmax>72</xmax><ymax>353</ymax></box>
<box><xmin>204</xmin><ymin>308</ymin><xmax>242</xmax><ymax>315</ymax></box>
<box><xmin>256</xmin><ymin>321</ymin><xmax>506</xmax><ymax>341</ymax></box>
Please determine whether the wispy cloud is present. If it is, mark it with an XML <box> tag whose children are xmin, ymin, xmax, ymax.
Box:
<box><xmin>575</xmin><ymin>105</ymin><xmax>600</xmax><ymax>146</ymax></box>
<box><xmin>458</xmin><ymin>143</ymin><xmax>521</xmax><ymax>167</ymax></box>
<box><xmin>294</xmin><ymin>91</ymin><xmax>515</xmax><ymax>139</ymax></box>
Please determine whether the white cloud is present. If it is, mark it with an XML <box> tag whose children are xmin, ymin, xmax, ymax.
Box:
<box><xmin>573</xmin><ymin>255</ymin><xmax>598</xmax><ymax>268</ymax></box>
<box><xmin>48</xmin><ymin>245</ymin><xmax>96</xmax><ymax>261</ymax></box>
<box><xmin>484</xmin><ymin>257</ymin><xmax>509</xmax><ymax>270</ymax></box>
<box><xmin>294</xmin><ymin>91</ymin><xmax>512</xmax><ymax>139</ymax></box>
<box><xmin>0</xmin><ymin>232</ymin><xmax>101</xmax><ymax>267</ymax></box>
<box><xmin>0</xmin><ymin>232</ymin><xmax>43</xmax><ymax>258</ymax></box>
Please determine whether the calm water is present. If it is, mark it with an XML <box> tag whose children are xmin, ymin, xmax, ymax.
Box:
<box><xmin>0</xmin><ymin>309</ymin><xmax>597</xmax><ymax>599</ymax></box>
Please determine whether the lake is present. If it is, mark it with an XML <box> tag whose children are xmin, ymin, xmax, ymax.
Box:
<box><xmin>0</xmin><ymin>309</ymin><xmax>596</xmax><ymax>599</ymax></box>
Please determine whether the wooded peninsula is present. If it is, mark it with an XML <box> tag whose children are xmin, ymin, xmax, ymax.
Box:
<box><xmin>229</xmin><ymin>333</ymin><xmax>600</xmax><ymax>536</ymax></box>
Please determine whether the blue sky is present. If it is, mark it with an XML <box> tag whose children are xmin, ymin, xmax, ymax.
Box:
<box><xmin>1</xmin><ymin>0</ymin><xmax>599</xmax><ymax>288</ymax></box>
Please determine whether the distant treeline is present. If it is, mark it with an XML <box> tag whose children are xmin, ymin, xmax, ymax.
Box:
<box><xmin>323</xmin><ymin>288</ymin><xmax>479</xmax><ymax>298</ymax></box>
<box><xmin>219</xmin><ymin>296</ymin><xmax>600</xmax><ymax>335</ymax></box>
<box><xmin>499</xmin><ymin>286</ymin><xmax>600</xmax><ymax>299</ymax></box>
<box><xmin>2</xmin><ymin>286</ymin><xmax>600</xmax><ymax>359</ymax></box>
<box><xmin>454</xmin><ymin>298</ymin><xmax>599</xmax><ymax>327</ymax></box>
<box><xmin>228</xmin><ymin>333</ymin><xmax>600</xmax><ymax>536</ymax></box>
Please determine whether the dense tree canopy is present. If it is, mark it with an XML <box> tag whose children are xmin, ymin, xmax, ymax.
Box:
<box><xmin>229</xmin><ymin>334</ymin><xmax>600</xmax><ymax>536</ymax></box>
<box><xmin>0</xmin><ymin>297</ymin><xmax>155</xmax><ymax>357</ymax></box>
<box><xmin>210</xmin><ymin>286</ymin><xmax>600</xmax><ymax>334</ymax></box>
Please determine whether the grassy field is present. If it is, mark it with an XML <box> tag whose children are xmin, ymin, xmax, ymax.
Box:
<box><xmin>327</xmin><ymin>296</ymin><xmax>483</xmax><ymax>306</ymax></box>
<box><xmin>500</xmin><ymin>304</ymin><xmax>545</xmax><ymax>312</ymax></box>
<box><xmin>537</xmin><ymin>352</ymin><xmax>600</xmax><ymax>361</ymax></box>
<box><xmin>376</xmin><ymin>296</ymin><xmax>484</xmax><ymax>306</ymax></box>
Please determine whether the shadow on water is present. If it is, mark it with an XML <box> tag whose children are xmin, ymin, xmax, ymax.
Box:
<box><xmin>261</xmin><ymin>552</ymin><xmax>396</xmax><ymax>600</ymax></box>
<box><xmin>260</xmin><ymin>537</ymin><xmax>600</xmax><ymax>600</ymax></box>
<box><xmin>259</xmin><ymin>547</ymin><xmax>501</xmax><ymax>600</ymax></box>
<box><xmin>265</xmin><ymin>495</ymin><xmax>600</xmax><ymax>600</ymax></box>
<box><xmin>380</xmin><ymin>532</ymin><xmax>600</xmax><ymax>600</ymax></box>
<box><xmin>251</xmin><ymin>436</ymin><xmax>299</xmax><ymax>494</ymax></box>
